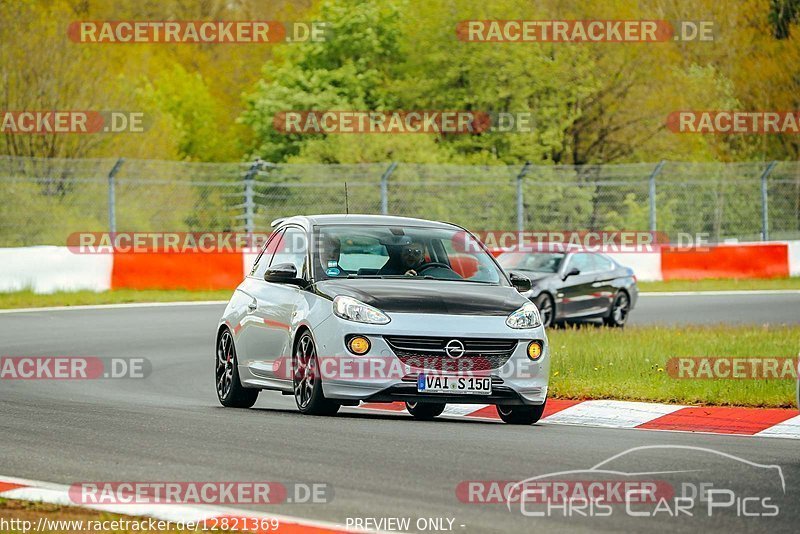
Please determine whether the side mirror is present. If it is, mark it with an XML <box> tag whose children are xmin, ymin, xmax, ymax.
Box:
<box><xmin>562</xmin><ymin>267</ymin><xmax>580</xmax><ymax>280</ymax></box>
<box><xmin>508</xmin><ymin>271</ymin><xmax>532</xmax><ymax>293</ymax></box>
<box><xmin>265</xmin><ymin>263</ymin><xmax>305</xmax><ymax>287</ymax></box>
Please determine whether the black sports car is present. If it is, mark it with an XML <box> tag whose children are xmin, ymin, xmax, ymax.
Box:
<box><xmin>496</xmin><ymin>250</ymin><xmax>639</xmax><ymax>328</ymax></box>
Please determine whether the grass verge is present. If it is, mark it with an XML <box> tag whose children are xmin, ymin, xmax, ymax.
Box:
<box><xmin>0</xmin><ymin>289</ymin><xmax>233</xmax><ymax>309</ymax></box>
<box><xmin>639</xmin><ymin>277</ymin><xmax>800</xmax><ymax>292</ymax></box>
<box><xmin>549</xmin><ymin>325</ymin><xmax>799</xmax><ymax>408</ymax></box>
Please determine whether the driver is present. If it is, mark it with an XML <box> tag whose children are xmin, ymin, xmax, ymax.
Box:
<box><xmin>377</xmin><ymin>242</ymin><xmax>462</xmax><ymax>280</ymax></box>
<box><xmin>377</xmin><ymin>242</ymin><xmax>424</xmax><ymax>276</ymax></box>
<box><xmin>400</xmin><ymin>242</ymin><xmax>425</xmax><ymax>276</ymax></box>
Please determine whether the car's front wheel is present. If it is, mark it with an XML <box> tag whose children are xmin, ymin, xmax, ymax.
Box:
<box><xmin>216</xmin><ymin>328</ymin><xmax>258</xmax><ymax>408</ymax></box>
<box><xmin>496</xmin><ymin>402</ymin><xmax>546</xmax><ymax>425</ymax></box>
<box><xmin>293</xmin><ymin>331</ymin><xmax>340</xmax><ymax>416</ymax></box>
<box><xmin>534</xmin><ymin>293</ymin><xmax>555</xmax><ymax>328</ymax></box>
<box><xmin>405</xmin><ymin>401</ymin><xmax>446</xmax><ymax>420</ymax></box>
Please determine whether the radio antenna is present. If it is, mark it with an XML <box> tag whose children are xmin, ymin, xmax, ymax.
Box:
<box><xmin>344</xmin><ymin>182</ymin><xmax>349</xmax><ymax>214</ymax></box>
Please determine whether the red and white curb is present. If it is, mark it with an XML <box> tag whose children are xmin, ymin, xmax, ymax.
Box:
<box><xmin>358</xmin><ymin>400</ymin><xmax>800</xmax><ymax>439</ymax></box>
<box><xmin>0</xmin><ymin>476</ymin><xmax>372</xmax><ymax>534</ymax></box>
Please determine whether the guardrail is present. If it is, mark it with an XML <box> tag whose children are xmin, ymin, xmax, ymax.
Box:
<box><xmin>1</xmin><ymin>157</ymin><xmax>799</xmax><ymax>246</ymax></box>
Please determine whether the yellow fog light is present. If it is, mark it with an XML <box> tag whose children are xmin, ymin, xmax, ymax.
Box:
<box><xmin>347</xmin><ymin>336</ymin><xmax>371</xmax><ymax>355</ymax></box>
<box><xmin>527</xmin><ymin>340</ymin><xmax>543</xmax><ymax>361</ymax></box>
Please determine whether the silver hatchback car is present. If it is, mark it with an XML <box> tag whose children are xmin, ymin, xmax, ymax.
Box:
<box><xmin>215</xmin><ymin>215</ymin><xmax>550</xmax><ymax>424</ymax></box>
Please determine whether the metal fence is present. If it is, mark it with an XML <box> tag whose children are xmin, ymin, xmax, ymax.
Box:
<box><xmin>1</xmin><ymin>156</ymin><xmax>799</xmax><ymax>246</ymax></box>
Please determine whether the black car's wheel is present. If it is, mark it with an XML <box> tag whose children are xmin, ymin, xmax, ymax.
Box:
<box><xmin>405</xmin><ymin>401</ymin><xmax>446</xmax><ymax>420</ymax></box>
<box><xmin>604</xmin><ymin>291</ymin><xmax>630</xmax><ymax>327</ymax></box>
<box><xmin>496</xmin><ymin>401</ymin><xmax>546</xmax><ymax>425</ymax></box>
<box><xmin>534</xmin><ymin>293</ymin><xmax>555</xmax><ymax>328</ymax></box>
<box><xmin>293</xmin><ymin>330</ymin><xmax>340</xmax><ymax>416</ymax></box>
<box><xmin>216</xmin><ymin>328</ymin><xmax>258</xmax><ymax>408</ymax></box>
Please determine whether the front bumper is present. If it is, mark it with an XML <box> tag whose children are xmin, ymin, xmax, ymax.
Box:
<box><xmin>312</xmin><ymin>312</ymin><xmax>549</xmax><ymax>405</ymax></box>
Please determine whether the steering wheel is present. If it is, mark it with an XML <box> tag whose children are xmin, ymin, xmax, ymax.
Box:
<box><xmin>417</xmin><ymin>262</ymin><xmax>454</xmax><ymax>273</ymax></box>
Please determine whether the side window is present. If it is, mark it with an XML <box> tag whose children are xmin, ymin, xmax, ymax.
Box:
<box><xmin>594</xmin><ymin>254</ymin><xmax>615</xmax><ymax>272</ymax></box>
<box><xmin>569</xmin><ymin>253</ymin><xmax>596</xmax><ymax>273</ymax></box>
<box><xmin>252</xmin><ymin>229</ymin><xmax>284</xmax><ymax>279</ymax></box>
<box><xmin>269</xmin><ymin>227</ymin><xmax>308</xmax><ymax>277</ymax></box>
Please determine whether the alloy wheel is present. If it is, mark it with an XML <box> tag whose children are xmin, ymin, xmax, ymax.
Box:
<box><xmin>216</xmin><ymin>330</ymin><xmax>234</xmax><ymax>400</ymax></box>
<box><xmin>293</xmin><ymin>333</ymin><xmax>317</xmax><ymax>409</ymax></box>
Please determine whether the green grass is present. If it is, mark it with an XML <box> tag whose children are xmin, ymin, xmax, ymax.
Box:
<box><xmin>639</xmin><ymin>277</ymin><xmax>800</xmax><ymax>292</ymax></box>
<box><xmin>549</xmin><ymin>325</ymin><xmax>799</xmax><ymax>408</ymax></box>
<box><xmin>0</xmin><ymin>289</ymin><xmax>233</xmax><ymax>309</ymax></box>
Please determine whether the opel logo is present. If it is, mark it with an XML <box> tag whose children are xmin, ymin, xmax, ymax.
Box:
<box><xmin>444</xmin><ymin>339</ymin><xmax>465</xmax><ymax>359</ymax></box>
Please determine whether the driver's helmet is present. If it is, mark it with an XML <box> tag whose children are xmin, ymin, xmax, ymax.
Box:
<box><xmin>400</xmin><ymin>242</ymin><xmax>425</xmax><ymax>269</ymax></box>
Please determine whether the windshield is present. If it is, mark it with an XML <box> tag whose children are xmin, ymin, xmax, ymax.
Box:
<box><xmin>314</xmin><ymin>225</ymin><xmax>507</xmax><ymax>284</ymax></box>
<box><xmin>497</xmin><ymin>252</ymin><xmax>565</xmax><ymax>274</ymax></box>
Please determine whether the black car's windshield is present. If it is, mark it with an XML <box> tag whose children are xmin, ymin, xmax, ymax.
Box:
<box><xmin>497</xmin><ymin>252</ymin><xmax>565</xmax><ymax>274</ymax></box>
<box><xmin>314</xmin><ymin>225</ymin><xmax>507</xmax><ymax>285</ymax></box>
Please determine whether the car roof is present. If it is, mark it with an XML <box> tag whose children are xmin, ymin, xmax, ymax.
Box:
<box><xmin>276</xmin><ymin>214</ymin><xmax>459</xmax><ymax>231</ymax></box>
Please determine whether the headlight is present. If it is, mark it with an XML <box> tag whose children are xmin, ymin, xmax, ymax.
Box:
<box><xmin>333</xmin><ymin>295</ymin><xmax>391</xmax><ymax>325</ymax></box>
<box><xmin>506</xmin><ymin>302</ymin><xmax>542</xmax><ymax>329</ymax></box>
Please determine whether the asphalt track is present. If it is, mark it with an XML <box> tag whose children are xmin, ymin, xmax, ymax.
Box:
<box><xmin>1</xmin><ymin>293</ymin><xmax>799</xmax><ymax>533</ymax></box>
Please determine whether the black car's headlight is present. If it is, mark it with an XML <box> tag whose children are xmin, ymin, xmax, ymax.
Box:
<box><xmin>506</xmin><ymin>302</ymin><xmax>542</xmax><ymax>329</ymax></box>
<box><xmin>333</xmin><ymin>295</ymin><xmax>391</xmax><ymax>325</ymax></box>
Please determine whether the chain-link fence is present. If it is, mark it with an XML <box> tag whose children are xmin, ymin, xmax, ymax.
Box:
<box><xmin>1</xmin><ymin>156</ymin><xmax>799</xmax><ymax>246</ymax></box>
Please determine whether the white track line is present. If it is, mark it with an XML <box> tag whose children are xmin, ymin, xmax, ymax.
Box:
<box><xmin>0</xmin><ymin>300</ymin><xmax>228</xmax><ymax>314</ymax></box>
<box><xmin>640</xmin><ymin>290</ymin><xmax>800</xmax><ymax>297</ymax></box>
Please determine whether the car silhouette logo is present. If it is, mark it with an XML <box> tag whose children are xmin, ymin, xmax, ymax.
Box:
<box><xmin>445</xmin><ymin>339</ymin><xmax>465</xmax><ymax>359</ymax></box>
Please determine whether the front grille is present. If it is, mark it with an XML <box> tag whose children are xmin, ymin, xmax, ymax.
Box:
<box><xmin>384</xmin><ymin>335</ymin><xmax>517</xmax><ymax>372</ymax></box>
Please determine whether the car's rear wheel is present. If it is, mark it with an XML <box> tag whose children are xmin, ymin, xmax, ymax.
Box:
<box><xmin>293</xmin><ymin>330</ymin><xmax>340</xmax><ymax>416</ymax></box>
<box><xmin>405</xmin><ymin>401</ymin><xmax>446</xmax><ymax>420</ymax></box>
<box><xmin>496</xmin><ymin>401</ymin><xmax>546</xmax><ymax>425</ymax></box>
<box><xmin>534</xmin><ymin>293</ymin><xmax>555</xmax><ymax>328</ymax></box>
<box><xmin>216</xmin><ymin>328</ymin><xmax>258</xmax><ymax>408</ymax></box>
<box><xmin>604</xmin><ymin>291</ymin><xmax>630</xmax><ymax>327</ymax></box>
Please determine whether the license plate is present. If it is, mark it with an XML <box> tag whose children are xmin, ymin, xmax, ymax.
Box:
<box><xmin>417</xmin><ymin>374</ymin><xmax>492</xmax><ymax>395</ymax></box>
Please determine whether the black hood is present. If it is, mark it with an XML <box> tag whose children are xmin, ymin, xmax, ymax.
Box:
<box><xmin>314</xmin><ymin>279</ymin><xmax>528</xmax><ymax>316</ymax></box>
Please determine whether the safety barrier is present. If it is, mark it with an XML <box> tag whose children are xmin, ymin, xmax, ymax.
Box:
<box><xmin>1</xmin><ymin>241</ymin><xmax>799</xmax><ymax>293</ymax></box>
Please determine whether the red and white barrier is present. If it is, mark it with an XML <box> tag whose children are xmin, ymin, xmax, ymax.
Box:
<box><xmin>1</xmin><ymin>241</ymin><xmax>798</xmax><ymax>293</ymax></box>
<box><xmin>494</xmin><ymin>241</ymin><xmax>800</xmax><ymax>282</ymax></box>
<box><xmin>0</xmin><ymin>246</ymin><xmax>112</xmax><ymax>293</ymax></box>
